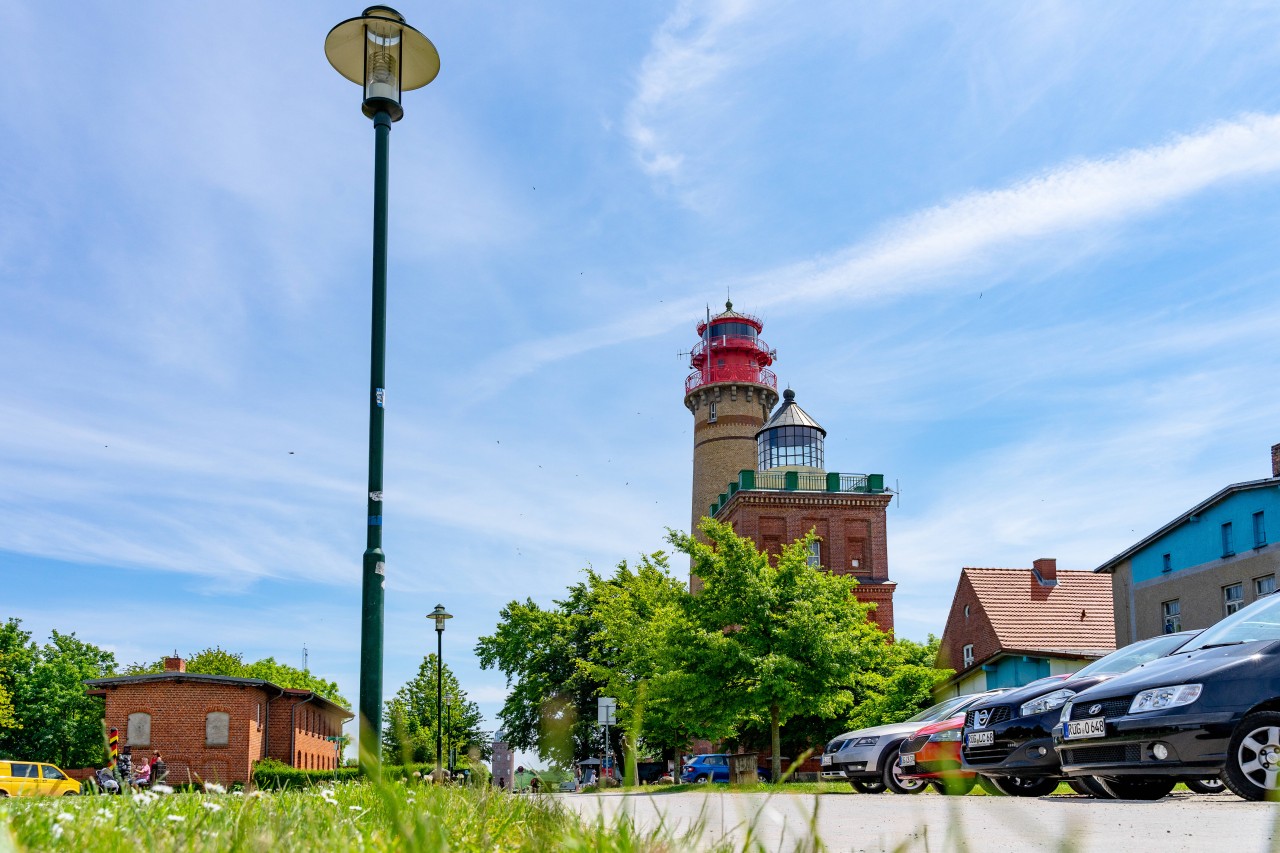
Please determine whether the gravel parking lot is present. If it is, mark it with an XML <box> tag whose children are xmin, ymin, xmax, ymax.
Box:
<box><xmin>559</xmin><ymin>789</ymin><xmax>1280</xmax><ymax>852</ymax></box>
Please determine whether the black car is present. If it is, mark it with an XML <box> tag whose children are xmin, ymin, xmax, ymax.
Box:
<box><xmin>959</xmin><ymin>631</ymin><xmax>1199</xmax><ymax>796</ymax></box>
<box><xmin>1055</xmin><ymin>591</ymin><xmax>1280</xmax><ymax>801</ymax></box>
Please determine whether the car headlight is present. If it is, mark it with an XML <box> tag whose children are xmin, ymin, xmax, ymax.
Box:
<box><xmin>1020</xmin><ymin>689</ymin><xmax>1077</xmax><ymax>717</ymax></box>
<box><xmin>928</xmin><ymin>730</ymin><xmax>962</xmax><ymax>742</ymax></box>
<box><xmin>1129</xmin><ymin>684</ymin><xmax>1202</xmax><ymax>713</ymax></box>
<box><xmin>1059</xmin><ymin>702</ymin><xmax>1073</xmax><ymax>725</ymax></box>
<box><xmin>852</xmin><ymin>736</ymin><xmax>879</xmax><ymax>747</ymax></box>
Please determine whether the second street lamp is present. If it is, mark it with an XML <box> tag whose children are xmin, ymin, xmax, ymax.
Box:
<box><xmin>324</xmin><ymin>7</ymin><xmax>440</xmax><ymax>776</ymax></box>
<box><xmin>430</xmin><ymin>604</ymin><xmax>453</xmax><ymax>779</ymax></box>
<box><xmin>444</xmin><ymin>693</ymin><xmax>454</xmax><ymax>773</ymax></box>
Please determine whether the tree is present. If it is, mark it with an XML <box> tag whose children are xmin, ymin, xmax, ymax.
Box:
<box><xmin>476</xmin><ymin>586</ymin><xmax>607</xmax><ymax>768</ymax></box>
<box><xmin>382</xmin><ymin>654</ymin><xmax>488</xmax><ymax>767</ymax></box>
<box><xmin>577</xmin><ymin>553</ymin><xmax>691</xmax><ymax>785</ymax></box>
<box><xmin>667</xmin><ymin>519</ymin><xmax>888</xmax><ymax>782</ymax></box>
<box><xmin>0</xmin><ymin>619</ymin><xmax>117</xmax><ymax>767</ymax></box>
<box><xmin>842</xmin><ymin>635</ymin><xmax>953</xmax><ymax>731</ymax></box>
<box><xmin>126</xmin><ymin>647</ymin><xmax>349</xmax><ymax>708</ymax></box>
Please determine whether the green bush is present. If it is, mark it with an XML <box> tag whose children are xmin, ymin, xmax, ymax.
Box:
<box><xmin>251</xmin><ymin>759</ymin><xmax>489</xmax><ymax>791</ymax></box>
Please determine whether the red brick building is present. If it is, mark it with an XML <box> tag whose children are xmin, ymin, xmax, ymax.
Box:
<box><xmin>936</xmin><ymin>561</ymin><xmax>1115</xmax><ymax>697</ymax></box>
<box><xmin>85</xmin><ymin>656</ymin><xmax>351</xmax><ymax>786</ymax></box>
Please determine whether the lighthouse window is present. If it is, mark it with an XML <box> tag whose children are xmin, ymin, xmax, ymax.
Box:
<box><xmin>705</xmin><ymin>322</ymin><xmax>757</xmax><ymax>341</ymax></box>
<box><xmin>757</xmin><ymin>425</ymin><xmax>824</xmax><ymax>470</ymax></box>
<box><xmin>709</xmin><ymin>402</ymin><xmax>717</xmax><ymax>423</ymax></box>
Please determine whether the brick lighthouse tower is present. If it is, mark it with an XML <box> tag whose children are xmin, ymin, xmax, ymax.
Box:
<box><xmin>684</xmin><ymin>303</ymin><xmax>780</xmax><ymax>564</ymax></box>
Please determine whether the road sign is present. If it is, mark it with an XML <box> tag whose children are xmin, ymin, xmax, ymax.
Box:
<box><xmin>597</xmin><ymin>697</ymin><xmax>617</xmax><ymax>725</ymax></box>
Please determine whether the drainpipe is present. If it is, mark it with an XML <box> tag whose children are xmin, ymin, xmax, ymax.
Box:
<box><xmin>290</xmin><ymin>695</ymin><xmax>317</xmax><ymax>768</ymax></box>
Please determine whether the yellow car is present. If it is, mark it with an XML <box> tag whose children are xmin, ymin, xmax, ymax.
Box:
<box><xmin>0</xmin><ymin>761</ymin><xmax>81</xmax><ymax>797</ymax></box>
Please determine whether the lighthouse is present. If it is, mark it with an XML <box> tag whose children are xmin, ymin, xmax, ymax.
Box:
<box><xmin>683</xmin><ymin>302</ymin><xmax>896</xmax><ymax>630</ymax></box>
<box><xmin>684</xmin><ymin>302</ymin><xmax>780</xmax><ymax>556</ymax></box>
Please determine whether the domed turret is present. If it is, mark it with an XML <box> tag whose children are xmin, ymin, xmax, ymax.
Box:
<box><xmin>756</xmin><ymin>389</ymin><xmax>825</xmax><ymax>471</ymax></box>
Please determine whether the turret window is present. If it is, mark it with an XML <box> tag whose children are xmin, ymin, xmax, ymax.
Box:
<box><xmin>757</xmin><ymin>425</ymin><xmax>824</xmax><ymax>469</ymax></box>
<box><xmin>709</xmin><ymin>402</ymin><xmax>717</xmax><ymax>423</ymax></box>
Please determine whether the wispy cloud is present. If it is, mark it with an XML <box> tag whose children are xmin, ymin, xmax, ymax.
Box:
<box><xmin>472</xmin><ymin>113</ymin><xmax>1280</xmax><ymax>401</ymax></box>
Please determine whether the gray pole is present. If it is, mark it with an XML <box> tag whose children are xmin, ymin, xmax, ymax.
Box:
<box><xmin>436</xmin><ymin>628</ymin><xmax>444</xmax><ymax>777</ymax></box>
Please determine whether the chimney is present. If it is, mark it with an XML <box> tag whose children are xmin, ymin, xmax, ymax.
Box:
<box><xmin>1272</xmin><ymin>443</ymin><xmax>1280</xmax><ymax>479</ymax></box>
<box><xmin>163</xmin><ymin>655</ymin><xmax>186</xmax><ymax>673</ymax></box>
<box><xmin>1033</xmin><ymin>558</ymin><xmax>1058</xmax><ymax>586</ymax></box>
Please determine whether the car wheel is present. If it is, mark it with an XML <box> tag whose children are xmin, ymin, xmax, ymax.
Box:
<box><xmin>1223</xmin><ymin>711</ymin><xmax>1280</xmax><ymax>801</ymax></box>
<box><xmin>0</xmin><ymin>791</ymin><xmax>8</xmax><ymax>798</ymax></box>
<box><xmin>1065</xmin><ymin>778</ymin><xmax>1093</xmax><ymax>796</ymax></box>
<box><xmin>977</xmin><ymin>776</ymin><xmax>1005</xmax><ymax>796</ymax></box>
<box><xmin>1076</xmin><ymin>776</ymin><xmax>1115</xmax><ymax>799</ymax></box>
<box><xmin>882</xmin><ymin>746</ymin><xmax>927</xmax><ymax>795</ymax></box>
<box><xmin>850</xmin><ymin>779</ymin><xmax>886</xmax><ymax>794</ymax></box>
<box><xmin>1184</xmin><ymin>777</ymin><xmax>1226</xmax><ymax>795</ymax></box>
<box><xmin>992</xmin><ymin>776</ymin><xmax>1059</xmax><ymax>797</ymax></box>
<box><xmin>695</xmin><ymin>774</ymin><xmax>709</xmax><ymax>783</ymax></box>
<box><xmin>1099</xmin><ymin>776</ymin><xmax>1176</xmax><ymax>800</ymax></box>
<box><xmin>62</xmin><ymin>791</ymin><xmax>78</xmax><ymax>796</ymax></box>
<box><xmin>929</xmin><ymin>774</ymin><xmax>976</xmax><ymax>796</ymax></box>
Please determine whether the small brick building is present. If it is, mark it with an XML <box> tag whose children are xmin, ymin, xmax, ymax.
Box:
<box><xmin>85</xmin><ymin>656</ymin><xmax>352</xmax><ymax>786</ymax></box>
<box><xmin>936</xmin><ymin>561</ymin><xmax>1115</xmax><ymax>697</ymax></box>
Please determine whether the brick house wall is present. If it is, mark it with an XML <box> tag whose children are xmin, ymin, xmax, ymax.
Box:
<box><xmin>86</xmin><ymin>667</ymin><xmax>352</xmax><ymax>785</ymax></box>
<box><xmin>937</xmin><ymin>572</ymin><xmax>999</xmax><ymax>673</ymax></box>
<box><xmin>717</xmin><ymin>490</ymin><xmax>896</xmax><ymax>632</ymax></box>
<box><xmin>92</xmin><ymin>680</ymin><xmax>269</xmax><ymax>786</ymax></box>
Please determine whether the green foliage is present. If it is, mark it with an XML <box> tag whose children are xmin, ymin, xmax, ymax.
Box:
<box><xmin>0</xmin><ymin>618</ymin><xmax>117</xmax><ymax>767</ymax></box>
<box><xmin>667</xmin><ymin>520</ymin><xmax>891</xmax><ymax>780</ymax></box>
<box><xmin>126</xmin><ymin>646</ymin><xmax>349</xmax><ymax>709</ymax></box>
<box><xmin>843</xmin><ymin>634</ymin><xmax>954</xmax><ymax>730</ymax></box>
<box><xmin>381</xmin><ymin>654</ymin><xmax>489</xmax><ymax>766</ymax></box>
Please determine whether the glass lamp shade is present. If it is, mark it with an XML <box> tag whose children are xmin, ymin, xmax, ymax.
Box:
<box><xmin>429</xmin><ymin>603</ymin><xmax>453</xmax><ymax>631</ymax></box>
<box><xmin>325</xmin><ymin>6</ymin><xmax>440</xmax><ymax>121</ymax></box>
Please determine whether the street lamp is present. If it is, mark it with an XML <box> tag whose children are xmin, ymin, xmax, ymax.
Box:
<box><xmin>444</xmin><ymin>693</ymin><xmax>454</xmax><ymax>773</ymax></box>
<box><xmin>324</xmin><ymin>7</ymin><xmax>440</xmax><ymax>776</ymax></box>
<box><xmin>429</xmin><ymin>604</ymin><xmax>453</xmax><ymax>778</ymax></box>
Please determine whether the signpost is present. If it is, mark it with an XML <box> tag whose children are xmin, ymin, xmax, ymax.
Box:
<box><xmin>598</xmin><ymin>697</ymin><xmax>616</xmax><ymax>779</ymax></box>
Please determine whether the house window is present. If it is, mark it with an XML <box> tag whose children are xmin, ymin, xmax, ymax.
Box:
<box><xmin>1224</xmin><ymin>583</ymin><xmax>1244</xmax><ymax>616</ymax></box>
<box><xmin>1162</xmin><ymin>600</ymin><xmax>1181</xmax><ymax>634</ymax></box>
<box><xmin>963</xmin><ymin>605</ymin><xmax>970</xmax><ymax>619</ymax></box>
<box><xmin>206</xmin><ymin>712</ymin><xmax>230</xmax><ymax>747</ymax></box>
<box><xmin>709</xmin><ymin>402</ymin><xmax>717</xmax><ymax>423</ymax></box>
<box><xmin>1256</xmin><ymin>575</ymin><xmax>1276</xmax><ymax>597</ymax></box>
<box><xmin>127</xmin><ymin>712</ymin><xmax>152</xmax><ymax>747</ymax></box>
<box><xmin>1222</xmin><ymin>522</ymin><xmax>1234</xmax><ymax>557</ymax></box>
<box><xmin>1255</xmin><ymin>512</ymin><xmax>1267</xmax><ymax>548</ymax></box>
<box><xmin>962</xmin><ymin>644</ymin><xmax>975</xmax><ymax>668</ymax></box>
<box><xmin>807</xmin><ymin>540</ymin><xmax>821</xmax><ymax>568</ymax></box>
<box><xmin>1162</xmin><ymin>553</ymin><xmax>1172</xmax><ymax>573</ymax></box>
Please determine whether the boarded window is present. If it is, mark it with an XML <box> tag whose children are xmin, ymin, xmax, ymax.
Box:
<box><xmin>206</xmin><ymin>712</ymin><xmax>230</xmax><ymax>747</ymax></box>
<box><xmin>128</xmin><ymin>712</ymin><xmax>152</xmax><ymax>747</ymax></box>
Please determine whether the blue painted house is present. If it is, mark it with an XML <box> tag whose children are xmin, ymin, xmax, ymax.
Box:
<box><xmin>1095</xmin><ymin>444</ymin><xmax>1280</xmax><ymax>645</ymax></box>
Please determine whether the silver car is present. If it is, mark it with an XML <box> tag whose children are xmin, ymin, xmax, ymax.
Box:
<box><xmin>822</xmin><ymin>692</ymin><xmax>1004</xmax><ymax>794</ymax></box>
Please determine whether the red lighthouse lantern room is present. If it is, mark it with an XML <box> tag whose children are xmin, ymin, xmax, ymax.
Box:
<box><xmin>685</xmin><ymin>301</ymin><xmax>777</xmax><ymax>394</ymax></box>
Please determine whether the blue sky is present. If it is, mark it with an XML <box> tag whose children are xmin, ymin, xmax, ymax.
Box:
<box><xmin>5</xmin><ymin>1</ymin><xmax>1280</xmax><ymax>759</ymax></box>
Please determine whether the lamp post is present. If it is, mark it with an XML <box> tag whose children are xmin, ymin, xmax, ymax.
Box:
<box><xmin>430</xmin><ymin>604</ymin><xmax>453</xmax><ymax>778</ymax></box>
<box><xmin>324</xmin><ymin>8</ymin><xmax>440</xmax><ymax>776</ymax></box>
<box><xmin>444</xmin><ymin>693</ymin><xmax>454</xmax><ymax>773</ymax></box>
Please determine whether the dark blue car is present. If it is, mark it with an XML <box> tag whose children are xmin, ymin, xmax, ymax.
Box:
<box><xmin>680</xmin><ymin>754</ymin><xmax>768</xmax><ymax>783</ymax></box>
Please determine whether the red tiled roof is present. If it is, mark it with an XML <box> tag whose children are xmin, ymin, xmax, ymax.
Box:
<box><xmin>963</xmin><ymin>568</ymin><xmax>1115</xmax><ymax>655</ymax></box>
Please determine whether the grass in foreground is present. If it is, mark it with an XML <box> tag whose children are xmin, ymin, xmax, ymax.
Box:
<box><xmin>0</xmin><ymin>782</ymin><xmax>736</xmax><ymax>853</ymax></box>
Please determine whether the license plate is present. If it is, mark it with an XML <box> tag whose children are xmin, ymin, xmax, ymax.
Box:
<box><xmin>899</xmin><ymin>753</ymin><xmax>916</xmax><ymax>767</ymax></box>
<box><xmin>1063</xmin><ymin>717</ymin><xmax>1107</xmax><ymax>740</ymax></box>
<box><xmin>821</xmin><ymin>754</ymin><xmax>832</xmax><ymax>766</ymax></box>
<box><xmin>967</xmin><ymin>730</ymin><xmax>994</xmax><ymax>747</ymax></box>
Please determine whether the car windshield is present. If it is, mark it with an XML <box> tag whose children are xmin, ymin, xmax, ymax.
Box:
<box><xmin>1070</xmin><ymin>633</ymin><xmax>1193</xmax><ymax>679</ymax></box>
<box><xmin>1180</xmin><ymin>594</ymin><xmax>1280</xmax><ymax>652</ymax></box>
<box><xmin>903</xmin><ymin>695</ymin><xmax>971</xmax><ymax>724</ymax></box>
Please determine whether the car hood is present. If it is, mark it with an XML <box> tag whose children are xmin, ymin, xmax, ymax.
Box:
<box><xmin>831</xmin><ymin>719</ymin><xmax>938</xmax><ymax>743</ymax></box>
<box><xmin>1070</xmin><ymin>640</ymin><xmax>1280</xmax><ymax>700</ymax></box>
<box><xmin>967</xmin><ymin>675</ymin><xmax>1110</xmax><ymax>711</ymax></box>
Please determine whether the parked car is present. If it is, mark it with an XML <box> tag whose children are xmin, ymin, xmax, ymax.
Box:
<box><xmin>959</xmin><ymin>631</ymin><xmax>1201</xmax><ymax>797</ymax></box>
<box><xmin>679</xmin><ymin>754</ymin><xmax>766</xmax><ymax>783</ymax></box>
<box><xmin>898</xmin><ymin>711</ymin><xmax>1003</xmax><ymax>795</ymax></box>
<box><xmin>1055</xmin><ymin>590</ymin><xmax>1280</xmax><ymax>801</ymax></box>
<box><xmin>0</xmin><ymin>761</ymin><xmax>81</xmax><ymax>797</ymax></box>
<box><xmin>822</xmin><ymin>693</ymin><xmax>995</xmax><ymax>794</ymax></box>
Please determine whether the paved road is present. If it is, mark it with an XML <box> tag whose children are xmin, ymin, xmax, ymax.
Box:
<box><xmin>557</xmin><ymin>789</ymin><xmax>1280</xmax><ymax>852</ymax></box>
